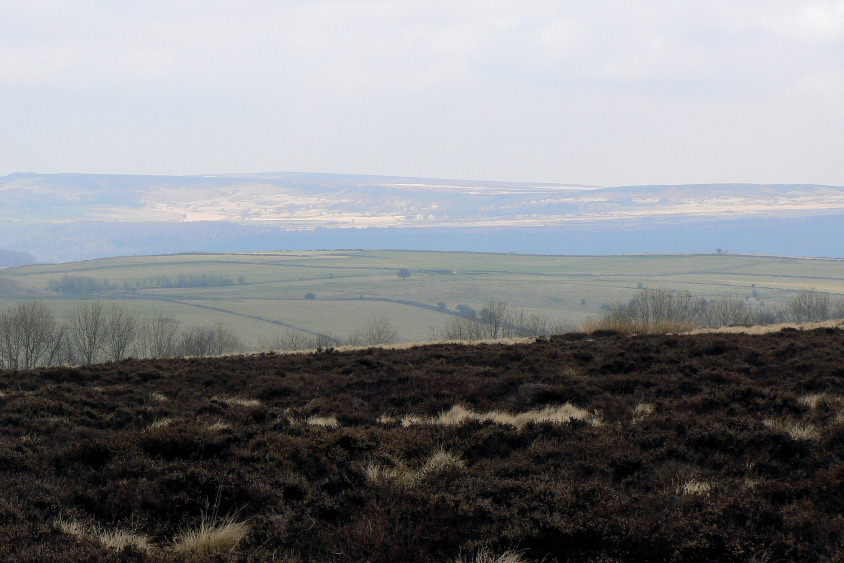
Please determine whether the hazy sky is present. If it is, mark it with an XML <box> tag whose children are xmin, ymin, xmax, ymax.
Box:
<box><xmin>1</xmin><ymin>1</ymin><xmax>843</xmax><ymax>186</ymax></box>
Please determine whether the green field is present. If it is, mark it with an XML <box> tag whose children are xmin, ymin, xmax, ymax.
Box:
<box><xmin>2</xmin><ymin>250</ymin><xmax>843</xmax><ymax>347</ymax></box>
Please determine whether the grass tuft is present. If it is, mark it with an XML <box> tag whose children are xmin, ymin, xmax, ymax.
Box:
<box><xmin>454</xmin><ymin>547</ymin><xmax>529</xmax><ymax>563</ymax></box>
<box><xmin>306</xmin><ymin>415</ymin><xmax>339</xmax><ymax>428</ymax></box>
<box><xmin>763</xmin><ymin>417</ymin><xmax>820</xmax><ymax>441</ymax></box>
<box><xmin>148</xmin><ymin>417</ymin><xmax>173</xmax><ymax>430</ymax></box>
<box><xmin>55</xmin><ymin>518</ymin><xmax>154</xmax><ymax>553</ymax></box>
<box><xmin>207</xmin><ymin>419</ymin><xmax>232</xmax><ymax>431</ymax></box>
<box><xmin>631</xmin><ymin>401</ymin><xmax>655</xmax><ymax>423</ymax></box>
<box><xmin>366</xmin><ymin>449</ymin><xmax>465</xmax><ymax>487</ymax></box>
<box><xmin>172</xmin><ymin>514</ymin><xmax>249</xmax><ymax>555</ymax></box>
<box><xmin>676</xmin><ymin>478</ymin><xmax>712</xmax><ymax>496</ymax></box>
<box><xmin>214</xmin><ymin>396</ymin><xmax>263</xmax><ymax>408</ymax></box>
<box><xmin>798</xmin><ymin>393</ymin><xmax>826</xmax><ymax>409</ymax></box>
<box><xmin>396</xmin><ymin>404</ymin><xmax>602</xmax><ymax>429</ymax></box>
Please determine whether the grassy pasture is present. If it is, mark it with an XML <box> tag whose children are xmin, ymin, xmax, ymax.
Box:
<box><xmin>2</xmin><ymin>250</ymin><xmax>843</xmax><ymax>346</ymax></box>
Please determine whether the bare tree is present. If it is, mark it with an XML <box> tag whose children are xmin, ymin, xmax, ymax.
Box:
<box><xmin>104</xmin><ymin>303</ymin><xmax>138</xmax><ymax>362</ymax></box>
<box><xmin>180</xmin><ymin>323</ymin><xmax>244</xmax><ymax>357</ymax></box>
<box><xmin>69</xmin><ymin>301</ymin><xmax>107</xmax><ymax>365</ymax></box>
<box><xmin>834</xmin><ymin>298</ymin><xmax>844</xmax><ymax>320</ymax></box>
<box><xmin>480</xmin><ymin>301</ymin><xmax>508</xmax><ymax>339</ymax></box>
<box><xmin>705</xmin><ymin>295</ymin><xmax>751</xmax><ymax>328</ymax></box>
<box><xmin>136</xmin><ymin>313</ymin><xmax>180</xmax><ymax>359</ymax></box>
<box><xmin>788</xmin><ymin>289</ymin><xmax>831</xmax><ymax>322</ymax></box>
<box><xmin>346</xmin><ymin>316</ymin><xmax>398</xmax><ymax>346</ymax></box>
<box><xmin>258</xmin><ymin>330</ymin><xmax>324</xmax><ymax>352</ymax></box>
<box><xmin>508</xmin><ymin>309</ymin><xmax>552</xmax><ymax>337</ymax></box>
<box><xmin>437</xmin><ymin>317</ymin><xmax>488</xmax><ymax>341</ymax></box>
<box><xmin>0</xmin><ymin>308</ymin><xmax>20</xmax><ymax>369</ymax></box>
<box><xmin>0</xmin><ymin>300</ymin><xmax>59</xmax><ymax>369</ymax></box>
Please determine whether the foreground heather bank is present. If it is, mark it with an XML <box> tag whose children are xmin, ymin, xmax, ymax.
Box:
<box><xmin>0</xmin><ymin>328</ymin><xmax>842</xmax><ymax>561</ymax></box>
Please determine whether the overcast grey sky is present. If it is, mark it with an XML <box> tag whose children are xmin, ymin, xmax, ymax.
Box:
<box><xmin>1</xmin><ymin>1</ymin><xmax>843</xmax><ymax>186</ymax></box>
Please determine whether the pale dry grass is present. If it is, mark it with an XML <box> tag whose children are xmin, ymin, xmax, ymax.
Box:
<box><xmin>366</xmin><ymin>449</ymin><xmax>465</xmax><ymax>487</ymax></box>
<box><xmin>799</xmin><ymin>392</ymin><xmax>843</xmax><ymax>410</ymax></box>
<box><xmin>214</xmin><ymin>396</ymin><xmax>263</xmax><ymax>408</ymax></box>
<box><xmin>172</xmin><ymin>515</ymin><xmax>249</xmax><ymax>556</ymax></box>
<box><xmin>676</xmin><ymin>478</ymin><xmax>712</xmax><ymax>496</ymax></box>
<box><xmin>763</xmin><ymin>417</ymin><xmax>820</xmax><ymax>441</ymax></box>
<box><xmin>207</xmin><ymin>419</ymin><xmax>232</xmax><ymax>431</ymax></box>
<box><xmin>55</xmin><ymin>518</ymin><xmax>154</xmax><ymax>553</ymax></box>
<box><xmin>398</xmin><ymin>404</ymin><xmax>602</xmax><ymax>429</ymax></box>
<box><xmin>97</xmin><ymin>529</ymin><xmax>156</xmax><ymax>552</ymax></box>
<box><xmin>744</xmin><ymin>477</ymin><xmax>761</xmax><ymax>489</ymax></box>
<box><xmin>631</xmin><ymin>401</ymin><xmax>655</xmax><ymax>423</ymax></box>
<box><xmin>306</xmin><ymin>415</ymin><xmax>339</xmax><ymax>428</ymax></box>
<box><xmin>148</xmin><ymin>417</ymin><xmax>173</xmax><ymax>430</ymax></box>
<box><xmin>151</xmin><ymin>392</ymin><xmax>169</xmax><ymax>402</ymax></box>
<box><xmin>798</xmin><ymin>393</ymin><xmax>826</xmax><ymax>409</ymax></box>
<box><xmin>582</xmin><ymin>317</ymin><xmax>696</xmax><ymax>335</ymax></box>
<box><xmin>454</xmin><ymin>547</ymin><xmax>529</xmax><ymax>563</ymax></box>
<box><xmin>416</xmin><ymin>449</ymin><xmax>465</xmax><ymax>478</ymax></box>
<box><xmin>834</xmin><ymin>411</ymin><xmax>844</xmax><ymax>425</ymax></box>
<box><xmin>56</xmin><ymin>517</ymin><xmax>87</xmax><ymax>539</ymax></box>
<box><xmin>687</xmin><ymin>318</ymin><xmax>844</xmax><ymax>335</ymax></box>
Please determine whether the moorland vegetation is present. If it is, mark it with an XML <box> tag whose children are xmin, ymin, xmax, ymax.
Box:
<box><xmin>0</xmin><ymin>329</ymin><xmax>842</xmax><ymax>560</ymax></box>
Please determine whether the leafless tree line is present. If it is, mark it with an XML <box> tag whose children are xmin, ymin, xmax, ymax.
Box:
<box><xmin>433</xmin><ymin>301</ymin><xmax>570</xmax><ymax>341</ymax></box>
<box><xmin>0</xmin><ymin>300</ymin><xmax>244</xmax><ymax>370</ymax></box>
<box><xmin>259</xmin><ymin>316</ymin><xmax>400</xmax><ymax>352</ymax></box>
<box><xmin>595</xmin><ymin>288</ymin><xmax>844</xmax><ymax>331</ymax></box>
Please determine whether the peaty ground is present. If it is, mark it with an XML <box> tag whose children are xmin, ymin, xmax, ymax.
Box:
<box><xmin>0</xmin><ymin>328</ymin><xmax>843</xmax><ymax>561</ymax></box>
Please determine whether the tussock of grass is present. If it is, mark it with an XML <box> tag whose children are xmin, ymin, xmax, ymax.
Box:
<box><xmin>366</xmin><ymin>449</ymin><xmax>465</xmax><ymax>487</ymax></box>
<box><xmin>676</xmin><ymin>478</ymin><xmax>712</xmax><ymax>496</ymax></box>
<box><xmin>763</xmin><ymin>417</ymin><xmax>820</xmax><ymax>441</ymax></box>
<box><xmin>56</xmin><ymin>518</ymin><xmax>87</xmax><ymax>539</ymax></box>
<box><xmin>631</xmin><ymin>401</ymin><xmax>655</xmax><ymax>423</ymax></box>
<box><xmin>207</xmin><ymin>419</ymin><xmax>232</xmax><ymax>431</ymax></box>
<box><xmin>798</xmin><ymin>393</ymin><xmax>826</xmax><ymax>409</ymax></box>
<box><xmin>214</xmin><ymin>396</ymin><xmax>263</xmax><ymax>408</ymax></box>
<box><xmin>55</xmin><ymin>518</ymin><xmax>154</xmax><ymax>553</ymax></box>
<box><xmin>172</xmin><ymin>514</ymin><xmax>249</xmax><ymax>556</ymax></box>
<box><xmin>454</xmin><ymin>547</ymin><xmax>529</xmax><ymax>563</ymax></box>
<box><xmin>398</xmin><ymin>404</ymin><xmax>602</xmax><ymax>429</ymax></box>
<box><xmin>150</xmin><ymin>392</ymin><xmax>169</xmax><ymax>402</ymax></box>
<box><xmin>799</xmin><ymin>392</ymin><xmax>843</xmax><ymax>410</ymax></box>
<box><xmin>417</xmin><ymin>449</ymin><xmax>465</xmax><ymax>478</ymax></box>
<box><xmin>148</xmin><ymin>417</ymin><xmax>173</xmax><ymax>430</ymax></box>
<box><xmin>306</xmin><ymin>415</ymin><xmax>339</xmax><ymax>428</ymax></box>
<box><xmin>97</xmin><ymin>529</ymin><xmax>155</xmax><ymax>552</ymax></box>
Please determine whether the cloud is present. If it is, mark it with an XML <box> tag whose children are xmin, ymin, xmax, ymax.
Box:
<box><xmin>0</xmin><ymin>1</ymin><xmax>843</xmax><ymax>185</ymax></box>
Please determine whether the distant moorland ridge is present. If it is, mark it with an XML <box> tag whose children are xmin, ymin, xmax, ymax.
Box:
<box><xmin>2</xmin><ymin>172</ymin><xmax>843</xmax><ymax>262</ymax></box>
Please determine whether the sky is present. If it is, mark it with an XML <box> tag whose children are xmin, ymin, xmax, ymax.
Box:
<box><xmin>1</xmin><ymin>1</ymin><xmax>843</xmax><ymax>187</ymax></box>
